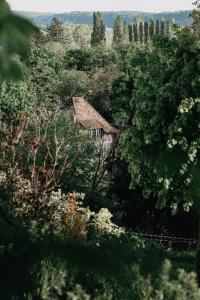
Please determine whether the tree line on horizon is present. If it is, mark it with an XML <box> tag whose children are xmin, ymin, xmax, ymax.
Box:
<box><xmin>41</xmin><ymin>12</ymin><xmax>176</xmax><ymax>47</ymax></box>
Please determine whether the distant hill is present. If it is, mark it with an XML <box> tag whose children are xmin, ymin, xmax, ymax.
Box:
<box><xmin>28</xmin><ymin>11</ymin><xmax>192</xmax><ymax>27</ymax></box>
<box><xmin>14</xmin><ymin>11</ymin><xmax>53</xmax><ymax>18</ymax></box>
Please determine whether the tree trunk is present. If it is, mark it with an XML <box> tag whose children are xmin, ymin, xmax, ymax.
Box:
<box><xmin>196</xmin><ymin>220</ymin><xmax>200</xmax><ymax>285</ymax></box>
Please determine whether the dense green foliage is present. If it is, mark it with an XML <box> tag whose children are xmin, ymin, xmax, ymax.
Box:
<box><xmin>1</xmin><ymin>1</ymin><xmax>200</xmax><ymax>299</ymax></box>
<box><xmin>0</xmin><ymin>80</ymin><xmax>36</xmax><ymax>115</ymax></box>
<box><xmin>118</xmin><ymin>28</ymin><xmax>200</xmax><ymax>214</ymax></box>
<box><xmin>64</xmin><ymin>46</ymin><xmax>117</xmax><ymax>72</ymax></box>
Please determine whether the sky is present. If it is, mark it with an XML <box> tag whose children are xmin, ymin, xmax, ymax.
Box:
<box><xmin>7</xmin><ymin>0</ymin><xmax>194</xmax><ymax>13</ymax></box>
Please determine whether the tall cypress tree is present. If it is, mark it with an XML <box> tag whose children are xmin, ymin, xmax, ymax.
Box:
<box><xmin>133</xmin><ymin>17</ymin><xmax>141</xmax><ymax>42</ymax></box>
<box><xmin>160</xmin><ymin>18</ymin><xmax>166</xmax><ymax>35</ymax></box>
<box><xmin>166</xmin><ymin>20</ymin><xmax>171</xmax><ymax>35</ymax></box>
<box><xmin>113</xmin><ymin>15</ymin><xmax>124</xmax><ymax>44</ymax></box>
<box><xmin>144</xmin><ymin>21</ymin><xmax>149</xmax><ymax>44</ymax></box>
<box><xmin>123</xmin><ymin>21</ymin><xmax>129</xmax><ymax>42</ymax></box>
<box><xmin>139</xmin><ymin>20</ymin><xmax>144</xmax><ymax>43</ymax></box>
<box><xmin>133</xmin><ymin>23</ymin><xmax>138</xmax><ymax>42</ymax></box>
<box><xmin>155</xmin><ymin>20</ymin><xmax>160</xmax><ymax>35</ymax></box>
<box><xmin>91</xmin><ymin>12</ymin><xmax>106</xmax><ymax>47</ymax></box>
<box><xmin>149</xmin><ymin>18</ymin><xmax>155</xmax><ymax>40</ymax></box>
<box><xmin>128</xmin><ymin>24</ymin><xmax>133</xmax><ymax>42</ymax></box>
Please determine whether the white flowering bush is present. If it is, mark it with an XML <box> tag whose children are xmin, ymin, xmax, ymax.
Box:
<box><xmin>47</xmin><ymin>191</ymin><xmax>125</xmax><ymax>239</ymax></box>
<box><xmin>47</xmin><ymin>190</ymin><xmax>69</xmax><ymax>226</ymax></box>
<box><xmin>91</xmin><ymin>208</ymin><xmax>125</xmax><ymax>238</ymax></box>
<box><xmin>11</xmin><ymin>168</ymin><xmax>36</xmax><ymax>219</ymax></box>
<box><xmin>7</xmin><ymin>166</ymin><xmax>125</xmax><ymax>240</ymax></box>
<box><xmin>47</xmin><ymin>192</ymin><xmax>126</xmax><ymax>240</ymax></box>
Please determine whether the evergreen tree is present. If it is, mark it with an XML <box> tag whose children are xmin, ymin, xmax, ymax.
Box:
<box><xmin>128</xmin><ymin>24</ymin><xmax>133</xmax><ymax>42</ymax></box>
<box><xmin>149</xmin><ymin>18</ymin><xmax>155</xmax><ymax>40</ymax></box>
<box><xmin>144</xmin><ymin>21</ymin><xmax>149</xmax><ymax>44</ymax></box>
<box><xmin>133</xmin><ymin>23</ymin><xmax>138</xmax><ymax>42</ymax></box>
<box><xmin>139</xmin><ymin>20</ymin><xmax>144</xmax><ymax>43</ymax></box>
<box><xmin>113</xmin><ymin>16</ymin><xmax>124</xmax><ymax>44</ymax></box>
<box><xmin>160</xmin><ymin>18</ymin><xmax>166</xmax><ymax>35</ymax></box>
<box><xmin>91</xmin><ymin>12</ymin><xmax>106</xmax><ymax>47</ymax></box>
<box><xmin>133</xmin><ymin>17</ymin><xmax>141</xmax><ymax>42</ymax></box>
<box><xmin>155</xmin><ymin>20</ymin><xmax>160</xmax><ymax>35</ymax></box>
<box><xmin>123</xmin><ymin>21</ymin><xmax>129</xmax><ymax>42</ymax></box>
<box><xmin>47</xmin><ymin>17</ymin><xmax>64</xmax><ymax>42</ymax></box>
<box><xmin>166</xmin><ymin>20</ymin><xmax>171</xmax><ymax>35</ymax></box>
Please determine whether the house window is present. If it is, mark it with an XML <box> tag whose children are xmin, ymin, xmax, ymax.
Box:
<box><xmin>103</xmin><ymin>134</ymin><xmax>113</xmax><ymax>143</ymax></box>
<box><xmin>89</xmin><ymin>129</ymin><xmax>103</xmax><ymax>139</ymax></box>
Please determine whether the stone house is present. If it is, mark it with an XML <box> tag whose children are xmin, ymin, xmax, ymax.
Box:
<box><xmin>73</xmin><ymin>97</ymin><xmax>119</xmax><ymax>160</ymax></box>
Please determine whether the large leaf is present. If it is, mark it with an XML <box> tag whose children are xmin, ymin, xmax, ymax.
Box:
<box><xmin>0</xmin><ymin>0</ymin><xmax>35</xmax><ymax>80</ymax></box>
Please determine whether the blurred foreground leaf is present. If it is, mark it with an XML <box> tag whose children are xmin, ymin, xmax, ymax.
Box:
<box><xmin>0</xmin><ymin>0</ymin><xmax>35</xmax><ymax>80</ymax></box>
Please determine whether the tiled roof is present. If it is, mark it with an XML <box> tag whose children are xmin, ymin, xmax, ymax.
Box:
<box><xmin>73</xmin><ymin>97</ymin><xmax>119</xmax><ymax>134</ymax></box>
